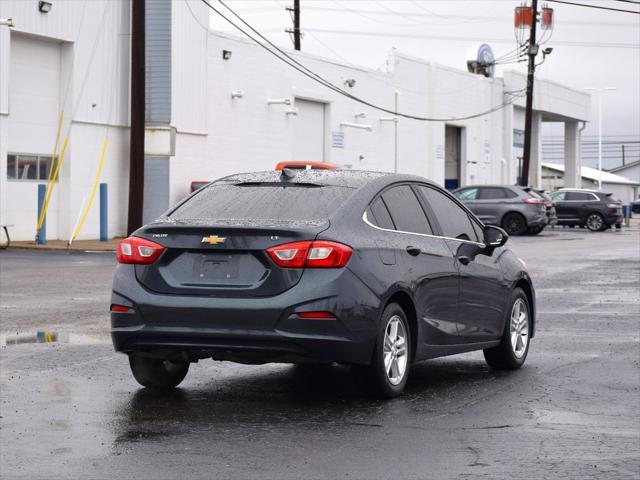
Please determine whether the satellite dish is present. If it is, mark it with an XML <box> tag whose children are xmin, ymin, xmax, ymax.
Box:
<box><xmin>466</xmin><ymin>43</ymin><xmax>495</xmax><ymax>78</ymax></box>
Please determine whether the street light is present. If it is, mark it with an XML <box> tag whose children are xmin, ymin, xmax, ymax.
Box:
<box><xmin>584</xmin><ymin>86</ymin><xmax>617</xmax><ymax>190</ymax></box>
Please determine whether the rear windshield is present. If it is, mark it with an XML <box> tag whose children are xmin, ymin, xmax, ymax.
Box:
<box><xmin>169</xmin><ymin>183</ymin><xmax>355</xmax><ymax>223</ymax></box>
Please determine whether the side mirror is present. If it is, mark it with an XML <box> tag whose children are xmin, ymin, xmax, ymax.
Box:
<box><xmin>484</xmin><ymin>225</ymin><xmax>508</xmax><ymax>248</ymax></box>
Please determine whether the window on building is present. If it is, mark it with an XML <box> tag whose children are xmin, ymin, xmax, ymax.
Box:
<box><xmin>6</xmin><ymin>154</ymin><xmax>55</xmax><ymax>181</ymax></box>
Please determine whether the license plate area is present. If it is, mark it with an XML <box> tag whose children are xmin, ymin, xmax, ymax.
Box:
<box><xmin>199</xmin><ymin>254</ymin><xmax>240</xmax><ymax>280</ymax></box>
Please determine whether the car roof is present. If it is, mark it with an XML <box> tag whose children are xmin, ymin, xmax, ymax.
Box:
<box><xmin>216</xmin><ymin>169</ymin><xmax>439</xmax><ymax>190</ymax></box>
<box><xmin>556</xmin><ymin>188</ymin><xmax>599</xmax><ymax>193</ymax></box>
<box><xmin>452</xmin><ymin>184</ymin><xmax>524</xmax><ymax>191</ymax></box>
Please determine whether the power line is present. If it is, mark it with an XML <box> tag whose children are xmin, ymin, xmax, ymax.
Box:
<box><xmin>301</xmin><ymin>5</ymin><xmax>639</xmax><ymax>27</ymax></box>
<box><xmin>300</xmin><ymin>28</ymin><xmax>640</xmax><ymax>49</ymax></box>
<box><xmin>545</xmin><ymin>0</ymin><xmax>640</xmax><ymax>14</ymax></box>
<box><xmin>201</xmin><ymin>0</ymin><xmax>524</xmax><ymax>122</ymax></box>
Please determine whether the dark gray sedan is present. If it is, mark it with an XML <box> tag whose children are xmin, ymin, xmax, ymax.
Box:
<box><xmin>111</xmin><ymin>170</ymin><xmax>535</xmax><ymax>397</ymax></box>
<box><xmin>452</xmin><ymin>185</ymin><xmax>548</xmax><ymax>235</ymax></box>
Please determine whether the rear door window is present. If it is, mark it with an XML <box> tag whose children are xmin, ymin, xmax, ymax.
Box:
<box><xmin>418</xmin><ymin>186</ymin><xmax>480</xmax><ymax>242</ymax></box>
<box><xmin>478</xmin><ymin>187</ymin><xmax>507</xmax><ymax>200</ymax></box>
<box><xmin>551</xmin><ymin>191</ymin><xmax>566</xmax><ymax>201</ymax></box>
<box><xmin>366</xmin><ymin>197</ymin><xmax>395</xmax><ymax>230</ymax></box>
<box><xmin>566</xmin><ymin>192</ymin><xmax>597</xmax><ymax>201</ymax></box>
<box><xmin>380</xmin><ymin>185</ymin><xmax>433</xmax><ymax>235</ymax></box>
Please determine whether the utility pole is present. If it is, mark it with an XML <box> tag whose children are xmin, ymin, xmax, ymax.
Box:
<box><xmin>286</xmin><ymin>0</ymin><xmax>301</xmax><ymax>51</ymax></box>
<box><xmin>520</xmin><ymin>0</ymin><xmax>538</xmax><ymax>187</ymax></box>
<box><xmin>128</xmin><ymin>0</ymin><xmax>145</xmax><ymax>235</ymax></box>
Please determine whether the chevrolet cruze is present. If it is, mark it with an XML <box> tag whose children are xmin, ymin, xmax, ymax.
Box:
<box><xmin>111</xmin><ymin>170</ymin><xmax>535</xmax><ymax>397</ymax></box>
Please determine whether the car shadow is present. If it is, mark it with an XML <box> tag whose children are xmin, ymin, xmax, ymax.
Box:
<box><xmin>111</xmin><ymin>356</ymin><xmax>520</xmax><ymax>447</ymax></box>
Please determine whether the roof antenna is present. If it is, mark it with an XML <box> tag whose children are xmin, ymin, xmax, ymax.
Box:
<box><xmin>281</xmin><ymin>167</ymin><xmax>296</xmax><ymax>180</ymax></box>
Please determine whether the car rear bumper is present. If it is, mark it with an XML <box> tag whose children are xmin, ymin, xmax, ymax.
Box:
<box><xmin>526</xmin><ymin>211</ymin><xmax>549</xmax><ymax>228</ymax></box>
<box><xmin>110</xmin><ymin>265</ymin><xmax>381</xmax><ymax>365</ymax></box>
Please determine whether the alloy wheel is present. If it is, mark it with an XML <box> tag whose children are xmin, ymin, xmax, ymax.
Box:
<box><xmin>586</xmin><ymin>213</ymin><xmax>604</xmax><ymax>231</ymax></box>
<box><xmin>509</xmin><ymin>298</ymin><xmax>529</xmax><ymax>359</ymax></box>
<box><xmin>383</xmin><ymin>315</ymin><xmax>408</xmax><ymax>385</ymax></box>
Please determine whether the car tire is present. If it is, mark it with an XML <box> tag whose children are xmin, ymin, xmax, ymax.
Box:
<box><xmin>129</xmin><ymin>355</ymin><xmax>190</xmax><ymax>389</ymax></box>
<box><xmin>366</xmin><ymin>303</ymin><xmax>411</xmax><ymax>398</ymax></box>
<box><xmin>501</xmin><ymin>213</ymin><xmax>527</xmax><ymax>236</ymax></box>
<box><xmin>483</xmin><ymin>288</ymin><xmax>531</xmax><ymax>370</ymax></box>
<box><xmin>585</xmin><ymin>212</ymin><xmax>605</xmax><ymax>232</ymax></box>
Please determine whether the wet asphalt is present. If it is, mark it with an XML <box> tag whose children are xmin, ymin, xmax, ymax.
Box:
<box><xmin>1</xmin><ymin>228</ymin><xmax>639</xmax><ymax>479</ymax></box>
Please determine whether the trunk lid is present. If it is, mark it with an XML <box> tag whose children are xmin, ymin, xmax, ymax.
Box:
<box><xmin>134</xmin><ymin>221</ymin><xmax>328</xmax><ymax>297</ymax></box>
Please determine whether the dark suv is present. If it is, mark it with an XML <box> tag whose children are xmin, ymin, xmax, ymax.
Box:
<box><xmin>452</xmin><ymin>185</ymin><xmax>548</xmax><ymax>235</ymax></box>
<box><xmin>549</xmin><ymin>189</ymin><xmax>623</xmax><ymax>231</ymax></box>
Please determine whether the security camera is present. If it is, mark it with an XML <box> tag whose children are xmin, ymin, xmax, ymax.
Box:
<box><xmin>344</xmin><ymin>78</ymin><xmax>356</xmax><ymax>88</ymax></box>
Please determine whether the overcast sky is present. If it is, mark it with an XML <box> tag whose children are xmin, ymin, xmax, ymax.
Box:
<box><xmin>211</xmin><ymin>0</ymin><xmax>640</xmax><ymax>169</ymax></box>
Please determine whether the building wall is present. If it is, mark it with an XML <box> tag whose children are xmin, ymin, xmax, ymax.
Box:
<box><xmin>0</xmin><ymin>0</ymin><xmax>130</xmax><ymax>241</ymax></box>
<box><xmin>169</xmin><ymin>31</ymin><xmax>510</xmax><ymax>205</ymax></box>
<box><xmin>1</xmin><ymin>1</ymin><xmax>591</xmax><ymax>240</ymax></box>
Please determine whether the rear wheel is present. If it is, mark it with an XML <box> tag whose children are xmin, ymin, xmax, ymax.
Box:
<box><xmin>585</xmin><ymin>212</ymin><xmax>604</xmax><ymax>232</ymax></box>
<box><xmin>366</xmin><ymin>303</ymin><xmax>411</xmax><ymax>398</ymax></box>
<box><xmin>484</xmin><ymin>288</ymin><xmax>531</xmax><ymax>370</ymax></box>
<box><xmin>502</xmin><ymin>213</ymin><xmax>527</xmax><ymax>236</ymax></box>
<box><xmin>129</xmin><ymin>355</ymin><xmax>190</xmax><ymax>389</ymax></box>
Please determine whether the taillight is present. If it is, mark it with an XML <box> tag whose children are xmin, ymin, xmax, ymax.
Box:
<box><xmin>111</xmin><ymin>304</ymin><xmax>132</xmax><ymax>313</ymax></box>
<box><xmin>116</xmin><ymin>236</ymin><xmax>165</xmax><ymax>265</ymax></box>
<box><xmin>523</xmin><ymin>198</ymin><xmax>544</xmax><ymax>205</ymax></box>
<box><xmin>266</xmin><ymin>240</ymin><xmax>352</xmax><ymax>268</ymax></box>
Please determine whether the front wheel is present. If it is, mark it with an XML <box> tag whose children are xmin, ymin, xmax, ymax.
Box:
<box><xmin>129</xmin><ymin>355</ymin><xmax>190</xmax><ymax>389</ymax></box>
<box><xmin>585</xmin><ymin>212</ymin><xmax>605</xmax><ymax>232</ymax></box>
<box><xmin>366</xmin><ymin>303</ymin><xmax>411</xmax><ymax>398</ymax></box>
<box><xmin>484</xmin><ymin>288</ymin><xmax>531</xmax><ymax>370</ymax></box>
<box><xmin>502</xmin><ymin>213</ymin><xmax>527</xmax><ymax>236</ymax></box>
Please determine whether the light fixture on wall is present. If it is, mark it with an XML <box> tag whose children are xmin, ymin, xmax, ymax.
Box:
<box><xmin>344</xmin><ymin>78</ymin><xmax>356</xmax><ymax>88</ymax></box>
<box><xmin>286</xmin><ymin>107</ymin><xmax>299</xmax><ymax>116</ymax></box>
<box><xmin>231</xmin><ymin>90</ymin><xmax>244</xmax><ymax>99</ymax></box>
<box><xmin>340</xmin><ymin>121</ymin><xmax>372</xmax><ymax>132</ymax></box>
<box><xmin>38</xmin><ymin>1</ymin><xmax>52</xmax><ymax>13</ymax></box>
<box><xmin>0</xmin><ymin>17</ymin><xmax>15</xmax><ymax>27</ymax></box>
<box><xmin>354</xmin><ymin>112</ymin><xmax>367</xmax><ymax>119</ymax></box>
<box><xmin>222</xmin><ymin>49</ymin><xmax>232</xmax><ymax>60</ymax></box>
<box><xmin>267</xmin><ymin>98</ymin><xmax>292</xmax><ymax>106</ymax></box>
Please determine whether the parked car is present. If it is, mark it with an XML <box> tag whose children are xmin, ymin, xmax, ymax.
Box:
<box><xmin>549</xmin><ymin>189</ymin><xmax>623</xmax><ymax>232</ymax></box>
<box><xmin>111</xmin><ymin>170</ymin><xmax>535</xmax><ymax>397</ymax></box>
<box><xmin>452</xmin><ymin>185</ymin><xmax>548</xmax><ymax>235</ymax></box>
<box><xmin>631</xmin><ymin>198</ymin><xmax>640</xmax><ymax>214</ymax></box>
<box><xmin>530</xmin><ymin>188</ymin><xmax>558</xmax><ymax>228</ymax></box>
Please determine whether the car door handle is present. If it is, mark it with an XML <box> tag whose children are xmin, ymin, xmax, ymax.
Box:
<box><xmin>406</xmin><ymin>246</ymin><xmax>422</xmax><ymax>256</ymax></box>
<box><xmin>457</xmin><ymin>255</ymin><xmax>471</xmax><ymax>265</ymax></box>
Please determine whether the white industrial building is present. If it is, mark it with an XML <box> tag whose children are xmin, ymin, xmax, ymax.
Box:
<box><xmin>0</xmin><ymin>0</ymin><xmax>591</xmax><ymax>242</ymax></box>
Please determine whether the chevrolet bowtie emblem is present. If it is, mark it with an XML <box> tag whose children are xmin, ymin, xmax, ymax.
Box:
<box><xmin>201</xmin><ymin>235</ymin><xmax>227</xmax><ymax>245</ymax></box>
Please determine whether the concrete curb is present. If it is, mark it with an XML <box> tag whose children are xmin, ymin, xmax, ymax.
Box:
<box><xmin>1</xmin><ymin>331</ymin><xmax>110</xmax><ymax>347</ymax></box>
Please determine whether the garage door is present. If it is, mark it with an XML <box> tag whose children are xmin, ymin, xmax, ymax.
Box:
<box><xmin>6</xmin><ymin>34</ymin><xmax>62</xmax><ymax>240</ymax></box>
<box><xmin>293</xmin><ymin>99</ymin><xmax>325</xmax><ymax>162</ymax></box>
